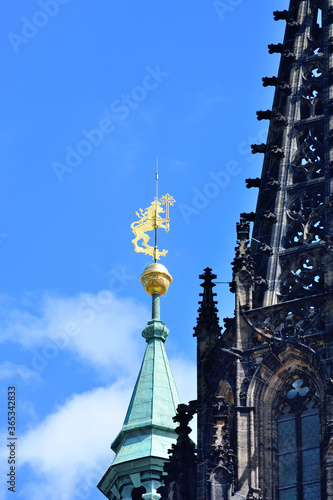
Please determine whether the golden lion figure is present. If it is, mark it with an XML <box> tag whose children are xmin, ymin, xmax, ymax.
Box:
<box><xmin>131</xmin><ymin>195</ymin><xmax>175</xmax><ymax>260</ymax></box>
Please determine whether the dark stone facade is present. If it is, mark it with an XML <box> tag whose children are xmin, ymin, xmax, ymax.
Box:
<box><xmin>162</xmin><ymin>1</ymin><xmax>333</xmax><ymax>499</ymax></box>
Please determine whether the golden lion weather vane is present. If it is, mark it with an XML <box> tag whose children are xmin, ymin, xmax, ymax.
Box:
<box><xmin>131</xmin><ymin>161</ymin><xmax>175</xmax><ymax>262</ymax></box>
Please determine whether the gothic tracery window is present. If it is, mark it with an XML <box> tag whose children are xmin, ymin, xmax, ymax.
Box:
<box><xmin>277</xmin><ymin>377</ymin><xmax>321</xmax><ymax>500</ymax></box>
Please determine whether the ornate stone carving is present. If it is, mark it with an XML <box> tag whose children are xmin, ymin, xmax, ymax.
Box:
<box><xmin>245</xmin><ymin>295</ymin><xmax>326</xmax><ymax>344</ymax></box>
<box><xmin>231</xmin><ymin>221</ymin><xmax>254</xmax><ymax>277</ymax></box>
<box><xmin>206</xmin><ymin>396</ymin><xmax>235</xmax><ymax>483</ymax></box>
<box><xmin>283</xmin><ymin>186</ymin><xmax>325</xmax><ymax>249</ymax></box>
<box><xmin>291</xmin><ymin>129</ymin><xmax>324</xmax><ymax>182</ymax></box>
<box><xmin>280</xmin><ymin>251</ymin><xmax>325</xmax><ymax>298</ymax></box>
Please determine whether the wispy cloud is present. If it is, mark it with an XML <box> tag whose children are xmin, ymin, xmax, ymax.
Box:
<box><xmin>0</xmin><ymin>361</ymin><xmax>40</xmax><ymax>384</ymax></box>
<box><xmin>0</xmin><ymin>291</ymin><xmax>149</xmax><ymax>377</ymax></box>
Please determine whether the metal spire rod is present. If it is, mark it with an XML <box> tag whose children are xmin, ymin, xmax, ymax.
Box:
<box><xmin>154</xmin><ymin>158</ymin><xmax>159</xmax><ymax>262</ymax></box>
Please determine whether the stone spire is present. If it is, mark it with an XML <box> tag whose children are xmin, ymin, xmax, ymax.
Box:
<box><xmin>248</xmin><ymin>0</ymin><xmax>332</xmax><ymax>309</ymax></box>
<box><xmin>194</xmin><ymin>267</ymin><xmax>221</xmax><ymax>353</ymax></box>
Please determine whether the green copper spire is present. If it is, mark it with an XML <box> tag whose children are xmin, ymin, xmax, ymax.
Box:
<box><xmin>98</xmin><ymin>266</ymin><xmax>180</xmax><ymax>500</ymax></box>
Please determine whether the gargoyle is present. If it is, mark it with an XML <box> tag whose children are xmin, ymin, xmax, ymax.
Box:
<box><xmin>251</xmin><ymin>143</ymin><xmax>266</xmax><ymax>154</ymax></box>
<box><xmin>268</xmin><ymin>43</ymin><xmax>284</xmax><ymax>54</ymax></box>
<box><xmin>246</xmin><ymin>178</ymin><xmax>261</xmax><ymax>188</ymax></box>
<box><xmin>262</xmin><ymin>76</ymin><xmax>278</xmax><ymax>87</ymax></box>
<box><xmin>256</xmin><ymin>110</ymin><xmax>271</xmax><ymax>120</ymax></box>
<box><xmin>240</xmin><ymin>212</ymin><xmax>256</xmax><ymax>222</ymax></box>
<box><xmin>273</xmin><ymin>10</ymin><xmax>288</xmax><ymax>21</ymax></box>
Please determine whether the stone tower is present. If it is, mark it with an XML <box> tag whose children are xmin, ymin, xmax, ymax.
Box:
<box><xmin>160</xmin><ymin>1</ymin><xmax>333</xmax><ymax>499</ymax></box>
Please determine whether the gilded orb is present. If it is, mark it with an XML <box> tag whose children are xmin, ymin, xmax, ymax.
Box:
<box><xmin>140</xmin><ymin>263</ymin><xmax>172</xmax><ymax>296</ymax></box>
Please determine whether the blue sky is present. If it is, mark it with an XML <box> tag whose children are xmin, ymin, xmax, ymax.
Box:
<box><xmin>0</xmin><ymin>1</ymin><xmax>289</xmax><ymax>499</ymax></box>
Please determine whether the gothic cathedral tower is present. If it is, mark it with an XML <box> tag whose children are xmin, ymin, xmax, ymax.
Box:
<box><xmin>161</xmin><ymin>1</ymin><xmax>333</xmax><ymax>499</ymax></box>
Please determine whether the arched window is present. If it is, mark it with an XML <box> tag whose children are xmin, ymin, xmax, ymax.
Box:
<box><xmin>277</xmin><ymin>377</ymin><xmax>321</xmax><ymax>499</ymax></box>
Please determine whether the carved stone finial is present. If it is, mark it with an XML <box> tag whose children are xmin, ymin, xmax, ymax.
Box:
<box><xmin>231</xmin><ymin>220</ymin><xmax>255</xmax><ymax>285</ymax></box>
<box><xmin>236</xmin><ymin>220</ymin><xmax>250</xmax><ymax>241</ymax></box>
<box><xmin>194</xmin><ymin>268</ymin><xmax>221</xmax><ymax>334</ymax></box>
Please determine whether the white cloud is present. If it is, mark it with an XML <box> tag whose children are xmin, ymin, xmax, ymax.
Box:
<box><xmin>19</xmin><ymin>382</ymin><xmax>131</xmax><ymax>500</ymax></box>
<box><xmin>169</xmin><ymin>355</ymin><xmax>197</xmax><ymax>404</ymax></box>
<box><xmin>169</xmin><ymin>355</ymin><xmax>197</xmax><ymax>442</ymax></box>
<box><xmin>17</xmin><ymin>364</ymin><xmax>197</xmax><ymax>500</ymax></box>
<box><xmin>0</xmin><ymin>291</ymin><xmax>197</xmax><ymax>499</ymax></box>
<box><xmin>0</xmin><ymin>361</ymin><xmax>40</xmax><ymax>384</ymax></box>
<box><xmin>0</xmin><ymin>291</ymin><xmax>149</xmax><ymax>377</ymax></box>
